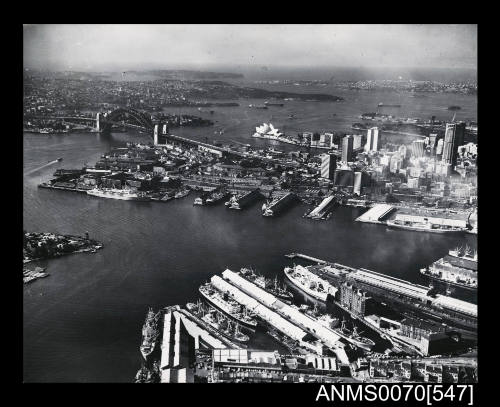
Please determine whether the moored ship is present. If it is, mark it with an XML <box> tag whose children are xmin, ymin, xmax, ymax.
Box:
<box><xmin>140</xmin><ymin>308</ymin><xmax>161</xmax><ymax>361</ymax></box>
<box><xmin>238</xmin><ymin>268</ymin><xmax>294</xmax><ymax>303</ymax></box>
<box><xmin>199</xmin><ymin>283</ymin><xmax>258</xmax><ymax>329</ymax></box>
<box><xmin>420</xmin><ymin>245</ymin><xmax>477</xmax><ymax>290</ymax></box>
<box><xmin>335</xmin><ymin>318</ymin><xmax>375</xmax><ymax>351</ymax></box>
<box><xmin>386</xmin><ymin>218</ymin><xmax>465</xmax><ymax>234</ymax></box>
<box><xmin>87</xmin><ymin>187</ymin><xmax>150</xmax><ymax>201</ymax></box>
<box><xmin>186</xmin><ymin>301</ymin><xmax>250</xmax><ymax>343</ymax></box>
<box><xmin>283</xmin><ymin>264</ymin><xmax>337</xmax><ymax>302</ymax></box>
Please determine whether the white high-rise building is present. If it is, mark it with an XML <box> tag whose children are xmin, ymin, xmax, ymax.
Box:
<box><xmin>153</xmin><ymin>124</ymin><xmax>159</xmax><ymax>145</ymax></box>
<box><xmin>365</xmin><ymin>127</ymin><xmax>379</xmax><ymax>152</ymax></box>
<box><xmin>352</xmin><ymin>134</ymin><xmax>363</xmax><ymax>150</ymax></box>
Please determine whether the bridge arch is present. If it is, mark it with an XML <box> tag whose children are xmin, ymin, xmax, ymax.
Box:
<box><xmin>100</xmin><ymin>107</ymin><xmax>154</xmax><ymax>135</ymax></box>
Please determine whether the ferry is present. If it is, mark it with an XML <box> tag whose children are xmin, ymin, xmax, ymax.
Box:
<box><xmin>283</xmin><ymin>265</ymin><xmax>336</xmax><ymax>302</ymax></box>
<box><xmin>239</xmin><ymin>268</ymin><xmax>294</xmax><ymax>303</ymax></box>
<box><xmin>199</xmin><ymin>283</ymin><xmax>258</xmax><ymax>329</ymax></box>
<box><xmin>87</xmin><ymin>187</ymin><xmax>150</xmax><ymax>201</ymax></box>
<box><xmin>386</xmin><ymin>219</ymin><xmax>465</xmax><ymax>234</ymax></box>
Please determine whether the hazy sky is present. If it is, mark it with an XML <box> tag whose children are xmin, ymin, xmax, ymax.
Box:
<box><xmin>23</xmin><ymin>24</ymin><xmax>477</xmax><ymax>71</ymax></box>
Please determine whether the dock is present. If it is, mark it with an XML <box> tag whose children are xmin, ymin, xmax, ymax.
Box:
<box><xmin>285</xmin><ymin>253</ymin><xmax>328</xmax><ymax>264</ymax></box>
<box><xmin>355</xmin><ymin>203</ymin><xmax>395</xmax><ymax>224</ymax></box>
<box><xmin>262</xmin><ymin>192</ymin><xmax>296</xmax><ymax>217</ymax></box>
<box><xmin>286</xmin><ymin>254</ymin><xmax>477</xmax><ymax>330</ymax></box>
<box><xmin>305</xmin><ymin>195</ymin><xmax>336</xmax><ymax>220</ymax></box>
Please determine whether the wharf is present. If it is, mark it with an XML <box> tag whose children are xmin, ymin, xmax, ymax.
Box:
<box><xmin>175</xmin><ymin>307</ymin><xmax>241</xmax><ymax>349</ymax></box>
<box><xmin>355</xmin><ymin>204</ymin><xmax>395</xmax><ymax>224</ymax></box>
<box><xmin>38</xmin><ymin>183</ymin><xmax>88</xmax><ymax>193</ymax></box>
<box><xmin>285</xmin><ymin>253</ymin><xmax>327</xmax><ymax>264</ymax></box>
<box><xmin>285</xmin><ymin>254</ymin><xmax>477</xmax><ymax>327</ymax></box>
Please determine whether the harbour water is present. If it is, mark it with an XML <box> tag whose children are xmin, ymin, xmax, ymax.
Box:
<box><xmin>23</xmin><ymin>86</ymin><xmax>477</xmax><ymax>382</ymax></box>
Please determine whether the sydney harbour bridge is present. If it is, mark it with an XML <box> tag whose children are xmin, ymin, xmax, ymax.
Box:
<box><xmin>35</xmin><ymin>107</ymin><xmax>248</xmax><ymax>158</ymax></box>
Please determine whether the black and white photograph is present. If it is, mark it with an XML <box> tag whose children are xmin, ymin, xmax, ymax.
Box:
<box><xmin>23</xmin><ymin>24</ymin><xmax>478</xmax><ymax>390</ymax></box>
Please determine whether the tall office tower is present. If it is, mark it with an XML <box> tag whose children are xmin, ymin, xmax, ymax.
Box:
<box><xmin>428</xmin><ymin>133</ymin><xmax>438</xmax><ymax>155</ymax></box>
<box><xmin>354</xmin><ymin>172</ymin><xmax>362</xmax><ymax>195</ymax></box>
<box><xmin>342</xmin><ymin>135</ymin><xmax>354</xmax><ymax>163</ymax></box>
<box><xmin>365</xmin><ymin>127</ymin><xmax>379</xmax><ymax>152</ymax></box>
<box><xmin>436</xmin><ymin>138</ymin><xmax>444</xmax><ymax>156</ymax></box>
<box><xmin>352</xmin><ymin>134</ymin><xmax>363</xmax><ymax>150</ymax></box>
<box><xmin>411</xmin><ymin>140</ymin><xmax>425</xmax><ymax>158</ymax></box>
<box><xmin>153</xmin><ymin>124</ymin><xmax>159</xmax><ymax>145</ymax></box>
<box><xmin>320</xmin><ymin>153</ymin><xmax>337</xmax><ymax>180</ymax></box>
<box><xmin>442</xmin><ymin>122</ymin><xmax>465</xmax><ymax>167</ymax></box>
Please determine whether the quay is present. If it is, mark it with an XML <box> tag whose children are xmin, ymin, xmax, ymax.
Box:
<box><xmin>285</xmin><ymin>254</ymin><xmax>477</xmax><ymax>332</ymax></box>
<box><xmin>285</xmin><ymin>253</ymin><xmax>328</xmax><ymax>264</ymax></box>
<box><xmin>175</xmin><ymin>307</ymin><xmax>242</xmax><ymax>349</ymax></box>
<box><xmin>355</xmin><ymin>203</ymin><xmax>395</xmax><ymax>224</ymax></box>
<box><xmin>38</xmin><ymin>183</ymin><xmax>89</xmax><ymax>193</ymax></box>
<box><xmin>227</xmin><ymin>188</ymin><xmax>263</xmax><ymax>210</ymax></box>
<box><xmin>213</xmin><ymin>269</ymin><xmax>350</xmax><ymax>363</ymax></box>
<box><xmin>305</xmin><ymin>195</ymin><xmax>336</xmax><ymax>220</ymax></box>
<box><xmin>262</xmin><ymin>192</ymin><xmax>297</xmax><ymax>217</ymax></box>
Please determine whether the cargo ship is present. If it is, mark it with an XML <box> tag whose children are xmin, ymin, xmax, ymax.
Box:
<box><xmin>386</xmin><ymin>218</ymin><xmax>465</xmax><ymax>234</ymax></box>
<box><xmin>295</xmin><ymin>304</ymin><xmax>373</xmax><ymax>351</ymax></box>
<box><xmin>186</xmin><ymin>301</ymin><xmax>250</xmax><ymax>343</ymax></box>
<box><xmin>262</xmin><ymin>192</ymin><xmax>296</xmax><ymax>217</ymax></box>
<box><xmin>248</xmin><ymin>104</ymin><xmax>268</xmax><ymax>109</ymax></box>
<box><xmin>87</xmin><ymin>187</ymin><xmax>150</xmax><ymax>201</ymax></box>
<box><xmin>238</xmin><ymin>268</ymin><xmax>294</xmax><ymax>303</ymax></box>
<box><xmin>199</xmin><ymin>283</ymin><xmax>258</xmax><ymax>329</ymax></box>
<box><xmin>420</xmin><ymin>246</ymin><xmax>477</xmax><ymax>290</ymax></box>
<box><xmin>449</xmin><ymin>245</ymin><xmax>477</xmax><ymax>261</ymax></box>
<box><xmin>283</xmin><ymin>264</ymin><xmax>337</xmax><ymax>302</ymax></box>
<box><xmin>335</xmin><ymin>318</ymin><xmax>375</xmax><ymax>351</ymax></box>
<box><xmin>140</xmin><ymin>308</ymin><xmax>161</xmax><ymax>361</ymax></box>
